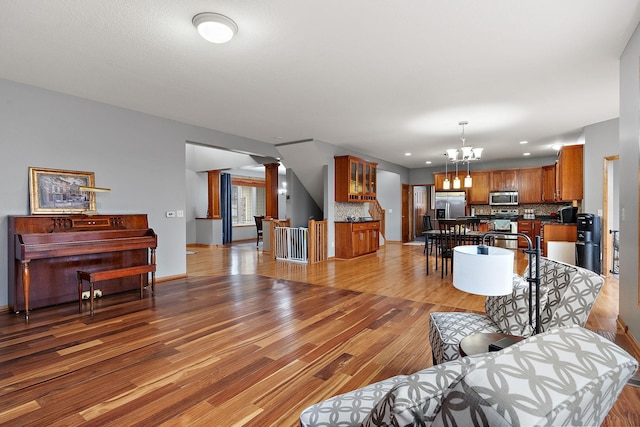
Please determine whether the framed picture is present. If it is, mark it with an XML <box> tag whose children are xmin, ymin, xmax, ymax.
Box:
<box><xmin>29</xmin><ymin>167</ymin><xmax>96</xmax><ymax>214</ymax></box>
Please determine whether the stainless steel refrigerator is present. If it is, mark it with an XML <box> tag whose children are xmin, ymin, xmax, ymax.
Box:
<box><xmin>435</xmin><ymin>191</ymin><xmax>466</xmax><ymax>220</ymax></box>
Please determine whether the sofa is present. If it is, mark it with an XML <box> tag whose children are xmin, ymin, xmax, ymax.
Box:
<box><xmin>299</xmin><ymin>326</ymin><xmax>637</xmax><ymax>427</ymax></box>
<box><xmin>429</xmin><ymin>257</ymin><xmax>605</xmax><ymax>365</ymax></box>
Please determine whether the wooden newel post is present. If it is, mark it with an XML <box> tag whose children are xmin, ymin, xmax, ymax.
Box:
<box><xmin>264</xmin><ymin>163</ymin><xmax>279</xmax><ymax>219</ymax></box>
<box><xmin>207</xmin><ymin>170</ymin><xmax>221</xmax><ymax>219</ymax></box>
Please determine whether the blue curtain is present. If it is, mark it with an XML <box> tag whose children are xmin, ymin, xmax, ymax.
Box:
<box><xmin>221</xmin><ymin>173</ymin><xmax>232</xmax><ymax>243</ymax></box>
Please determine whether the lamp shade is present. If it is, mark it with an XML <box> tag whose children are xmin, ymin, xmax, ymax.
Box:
<box><xmin>453</xmin><ymin>245</ymin><xmax>514</xmax><ymax>296</ymax></box>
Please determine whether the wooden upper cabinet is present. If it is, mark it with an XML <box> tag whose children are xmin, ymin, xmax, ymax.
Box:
<box><xmin>433</xmin><ymin>172</ymin><xmax>448</xmax><ymax>191</ymax></box>
<box><xmin>556</xmin><ymin>144</ymin><xmax>583</xmax><ymax>201</ymax></box>
<box><xmin>490</xmin><ymin>170</ymin><xmax>518</xmax><ymax>191</ymax></box>
<box><xmin>335</xmin><ymin>155</ymin><xmax>377</xmax><ymax>202</ymax></box>
<box><xmin>518</xmin><ymin>168</ymin><xmax>543</xmax><ymax>203</ymax></box>
<box><xmin>467</xmin><ymin>171</ymin><xmax>490</xmax><ymax>204</ymax></box>
<box><xmin>542</xmin><ymin>164</ymin><xmax>557</xmax><ymax>202</ymax></box>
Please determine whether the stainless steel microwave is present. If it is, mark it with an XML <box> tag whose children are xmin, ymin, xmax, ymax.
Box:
<box><xmin>489</xmin><ymin>191</ymin><xmax>519</xmax><ymax>206</ymax></box>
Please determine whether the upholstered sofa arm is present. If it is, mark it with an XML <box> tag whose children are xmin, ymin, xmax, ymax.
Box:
<box><xmin>361</xmin><ymin>360</ymin><xmax>470</xmax><ymax>426</ymax></box>
<box><xmin>432</xmin><ymin>326</ymin><xmax>638</xmax><ymax>426</ymax></box>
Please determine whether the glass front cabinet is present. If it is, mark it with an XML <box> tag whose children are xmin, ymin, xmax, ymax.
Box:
<box><xmin>335</xmin><ymin>155</ymin><xmax>378</xmax><ymax>202</ymax></box>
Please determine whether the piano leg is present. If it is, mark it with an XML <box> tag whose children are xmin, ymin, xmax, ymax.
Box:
<box><xmin>90</xmin><ymin>281</ymin><xmax>95</xmax><ymax>316</ymax></box>
<box><xmin>21</xmin><ymin>261</ymin><xmax>30</xmax><ymax>321</ymax></box>
<box><xmin>150</xmin><ymin>248</ymin><xmax>156</xmax><ymax>294</ymax></box>
<box><xmin>78</xmin><ymin>274</ymin><xmax>83</xmax><ymax>313</ymax></box>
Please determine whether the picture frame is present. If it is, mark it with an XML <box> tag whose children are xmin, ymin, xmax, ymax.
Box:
<box><xmin>29</xmin><ymin>167</ymin><xmax>96</xmax><ymax>214</ymax></box>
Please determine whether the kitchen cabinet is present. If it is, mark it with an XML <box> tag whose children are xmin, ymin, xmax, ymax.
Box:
<box><xmin>556</xmin><ymin>144</ymin><xmax>583</xmax><ymax>201</ymax></box>
<box><xmin>518</xmin><ymin>219</ymin><xmax>542</xmax><ymax>248</ymax></box>
<box><xmin>541</xmin><ymin>223</ymin><xmax>577</xmax><ymax>256</ymax></box>
<box><xmin>335</xmin><ymin>155</ymin><xmax>377</xmax><ymax>202</ymax></box>
<box><xmin>335</xmin><ymin>221</ymin><xmax>381</xmax><ymax>258</ymax></box>
<box><xmin>542</xmin><ymin>164</ymin><xmax>557</xmax><ymax>202</ymax></box>
<box><xmin>467</xmin><ymin>171</ymin><xmax>490</xmax><ymax>204</ymax></box>
<box><xmin>518</xmin><ymin>168</ymin><xmax>543</xmax><ymax>203</ymax></box>
<box><xmin>490</xmin><ymin>170</ymin><xmax>518</xmax><ymax>191</ymax></box>
<box><xmin>433</xmin><ymin>172</ymin><xmax>454</xmax><ymax>191</ymax></box>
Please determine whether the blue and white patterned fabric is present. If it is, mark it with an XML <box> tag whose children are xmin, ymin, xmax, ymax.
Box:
<box><xmin>299</xmin><ymin>327</ymin><xmax>637</xmax><ymax>427</ymax></box>
<box><xmin>429</xmin><ymin>257</ymin><xmax>604</xmax><ymax>365</ymax></box>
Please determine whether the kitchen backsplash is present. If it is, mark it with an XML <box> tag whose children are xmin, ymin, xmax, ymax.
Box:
<box><xmin>473</xmin><ymin>202</ymin><xmax>580</xmax><ymax>216</ymax></box>
<box><xmin>335</xmin><ymin>202</ymin><xmax>368</xmax><ymax>220</ymax></box>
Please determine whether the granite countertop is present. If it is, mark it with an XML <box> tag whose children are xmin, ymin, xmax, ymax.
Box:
<box><xmin>335</xmin><ymin>219</ymin><xmax>380</xmax><ymax>223</ymax></box>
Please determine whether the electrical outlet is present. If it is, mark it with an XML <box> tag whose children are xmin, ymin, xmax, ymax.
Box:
<box><xmin>176</xmin><ymin>210</ymin><xmax>184</xmax><ymax>218</ymax></box>
<box><xmin>166</xmin><ymin>211</ymin><xmax>176</xmax><ymax>218</ymax></box>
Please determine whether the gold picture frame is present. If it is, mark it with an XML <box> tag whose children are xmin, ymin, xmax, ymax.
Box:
<box><xmin>29</xmin><ymin>167</ymin><xmax>96</xmax><ymax>214</ymax></box>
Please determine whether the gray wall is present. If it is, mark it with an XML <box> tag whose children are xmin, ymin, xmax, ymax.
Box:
<box><xmin>582</xmin><ymin>118</ymin><xmax>619</xmax><ymax>215</ymax></box>
<box><xmin>285</xmin><ymin>169</ymin><xmax>323</xmax><ymax>228</ymax></box>
<box><xmin>619</xmin><ymin>22</ymin><xmax>640</xmax><ymax>341</ymax></box>
<box><xmin>376</xmin><ymin>170</ymin><xmax>402</xmax><ymax>241</ymax></box>
<box><xmin>0</xmin><ymin>78</ymin><xmax>280</xmax><ymax>308</ymax></box>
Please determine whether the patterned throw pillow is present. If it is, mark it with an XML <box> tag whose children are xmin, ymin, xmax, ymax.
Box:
<box><xmin>485</xmin><ymin>274</ymin><xmax>549</xmax><ymax>337</ymax></box>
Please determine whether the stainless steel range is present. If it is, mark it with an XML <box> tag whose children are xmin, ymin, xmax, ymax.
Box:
<box><xmin>491</xmin><ymin>208</ymin><xmax>519</xmax><ymax>249</ymax></box>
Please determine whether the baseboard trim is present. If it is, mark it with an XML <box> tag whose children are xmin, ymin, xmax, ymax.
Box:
<box><xmin>157</xmin><ymin>274</ymin><xmax>188</xmax><ymax>283</ymax></box>
<box><xmin>618</xmin><ymin>316</ymin><xmax>640</xmax><ymax>357</ymax></box>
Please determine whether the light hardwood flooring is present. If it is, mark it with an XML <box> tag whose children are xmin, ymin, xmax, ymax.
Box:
<box><xmin>0</xmin><ymin>242</ymin><xmax>638</xmax><ymax>426</ymax></box>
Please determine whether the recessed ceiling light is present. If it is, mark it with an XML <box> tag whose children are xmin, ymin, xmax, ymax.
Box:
<box><xmin>520</xmin><ymin>140</ymin><xmax>528</xmax><ymax>144</ymax></box>
<box><xmin>425</xmin><ymin>161</ymin><xmax>432</xmax><ymax>164</ymax></box>
<box><xmin>523</xmin><ymin>152</ymin><xmax>531</xmax><ymax>156</ymax></box>
<box><xmin>405</xmin><ymin>152</ymin><xmax>412</xmax><ymax>156</ymax></box>
<box><xmin>193</xmin><ymin>12</ymin><xmax>238</xmax><ymax>43</ymax></box>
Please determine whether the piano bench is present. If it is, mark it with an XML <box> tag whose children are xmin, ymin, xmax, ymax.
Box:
<box><xmin>77</xmin><ymin>264</ymin><xmax>156</xmax><ymax>316</ymax></box>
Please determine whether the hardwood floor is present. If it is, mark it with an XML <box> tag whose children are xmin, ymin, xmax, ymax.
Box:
<box><xmin>1</xmin><ymin>242</ymin><xmax>638</xmax><ymax>426</ymax></box>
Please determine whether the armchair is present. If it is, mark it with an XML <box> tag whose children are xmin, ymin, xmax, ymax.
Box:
<box><xmin>429</xmin><ymin>257</ymin><xmax>605</xmax><ymax>365</ymax></box>
<box><xmin>300</xmin><ymin>326</ymin><xmax>637</xmax><ymax>427</ymax></box>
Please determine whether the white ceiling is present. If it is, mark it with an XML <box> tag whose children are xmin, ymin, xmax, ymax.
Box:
<box><xmin>1</xmin><ymin>1</ymin><xmax>639</xmax><ymax>168</ymax></box>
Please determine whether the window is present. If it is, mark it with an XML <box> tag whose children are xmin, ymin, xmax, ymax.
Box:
<box><xmin>231</xmin><ymin>177</ymin><xmax>265</xmax><ymax>225</ymax></box>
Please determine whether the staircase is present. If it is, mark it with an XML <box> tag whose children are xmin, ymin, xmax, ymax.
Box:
<box><xmin>368</xmin><ymin>200</ymin><xmax>386</xmax><ymax>239</ymax></box>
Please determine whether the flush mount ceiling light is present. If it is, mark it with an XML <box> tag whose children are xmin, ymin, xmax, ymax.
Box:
<box><xmin>192</xmin><ymin>12</ymin><xmax>238</xmax><ymax>44</ymax></box>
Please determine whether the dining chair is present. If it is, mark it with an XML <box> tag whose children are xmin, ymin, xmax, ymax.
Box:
<box><xmin>438</xmin><ymin>220</ymin><xmax>466</xmax><ymax>278</ymax></box>
<box><xmin>254</xmin><ymin>215</ymin><xmax>264</xmax><ymax>246</ymax></box>
<box><xmin>464</xmin><ymin>217</ymin><xmax>481</xmax><ymax>231</ymax></box>
<box><xmin>423</xmin><ymin>215</ymin><xmax>434</xmax><ymax>254</ymax></box>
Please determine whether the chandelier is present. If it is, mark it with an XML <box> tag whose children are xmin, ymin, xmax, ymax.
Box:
<box><xmin>442</xmin><ymin>121</ymin><xmax>483</xmax><ymax>189</ymax></box>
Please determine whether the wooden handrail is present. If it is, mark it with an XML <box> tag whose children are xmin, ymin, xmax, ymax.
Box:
<box><xmin>368</xmin><ymin>201</ymin><xmax>386</xmax><ymax>239</ymax></box>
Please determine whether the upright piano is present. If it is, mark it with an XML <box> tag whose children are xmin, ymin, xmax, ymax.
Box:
<box><xmin>8</xmin><ymin>214</ymin><xmax>157</xmax><ymax>318</ymax></box>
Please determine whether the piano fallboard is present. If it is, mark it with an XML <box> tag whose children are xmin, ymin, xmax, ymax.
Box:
<box><xmin>8</xmin><ymin>214</ymin><xmax>157</xmax><ymax>313</ymax></box>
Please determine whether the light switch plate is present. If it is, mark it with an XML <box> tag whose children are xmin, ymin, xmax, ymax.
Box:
<box><xmin>166</xmin><ymin>211</ymin><xmax>176</xmax><ymax>218</ymax></box>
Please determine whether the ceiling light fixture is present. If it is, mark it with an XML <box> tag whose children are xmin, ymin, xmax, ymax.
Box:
<box><xmin>445</xmin><ymin>121</ymin><xmax>483</xmax><ymax>188</ymax></box>
<box><xmin>193</xmin><ymin>12</ymin><xmax>238</xmax><ymax>44</ymax></box>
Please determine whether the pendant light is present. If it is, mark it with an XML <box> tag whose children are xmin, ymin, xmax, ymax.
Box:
<box><xmin>443</xmin><ymin>159</ymin><xmax>451</xmax><ymax>190</ymax></box>
<box><xmin>464</xmin><ymin>162</ymin><xmax>472</xmax><ymax>188</ymax></box>
<box><xmin>444</xmin><ymin>121</ymin><xmax>483</xmax><ymax>189</ymax></box>
<box><xmin>453</xmin><ymin>162</ymin><xmax>461</xmax><ymax>189</ymax></box>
